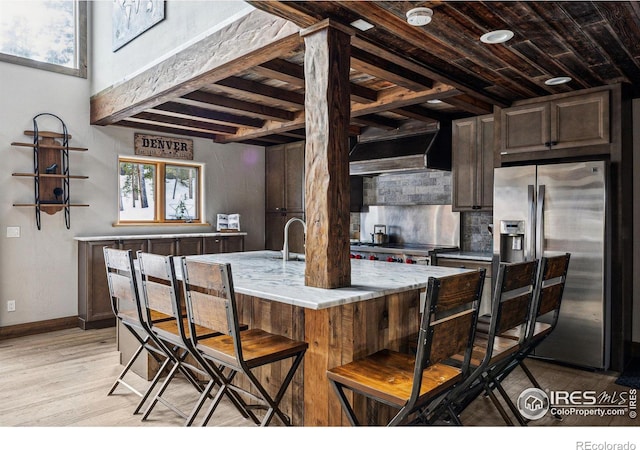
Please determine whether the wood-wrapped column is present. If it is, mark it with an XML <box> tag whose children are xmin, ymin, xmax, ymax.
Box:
<box><xmin>301</xmin><ymin>20</ymin><xmax>353</xmax><ymax>289</ymax></box>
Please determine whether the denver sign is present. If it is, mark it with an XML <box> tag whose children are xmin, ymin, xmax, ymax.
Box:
<box><xmin>134</xmin><ymin>133</ymin><xmax>193</xmax><ymax>160</ymax></box>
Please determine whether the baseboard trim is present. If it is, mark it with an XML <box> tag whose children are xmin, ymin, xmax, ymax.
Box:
<box><xmin>0</xmin><ymin>316</ymin><xmax>79</xmax><ymax>340</ymax></box>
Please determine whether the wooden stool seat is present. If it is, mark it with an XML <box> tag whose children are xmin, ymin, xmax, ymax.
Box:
<box><xmin>196</xmin><ymin>328</ymin><xmax>308</xmax><ymax>369</ymax></box>
<box><xmin>328</xmin><ymin>349</ymin><xmax>462</xmax><ymax>408</ymax></box>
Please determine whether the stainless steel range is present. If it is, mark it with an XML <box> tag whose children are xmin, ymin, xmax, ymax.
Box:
<box><xmin>349</xmin><ymin>242</ymin><xmax>459</xmax><ymax>265</ymax></box>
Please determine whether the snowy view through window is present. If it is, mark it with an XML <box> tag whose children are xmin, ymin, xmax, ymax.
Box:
<box><xmin>119</xmin><ymin>161</ymin><xmax>199</xmax><ymax>222</ymax></box>
<box><xmin>0</xmin><ymin>1</ymin><xmax>77</xmax><ymax>69</ymax></box>
<box><xmin>164</xmin><ymin>165</ymin><xmax>199</xmax><ymax>221</ymax></box>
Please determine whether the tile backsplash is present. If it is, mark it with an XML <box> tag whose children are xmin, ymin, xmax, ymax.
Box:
<box><xmin>352</xmin><ymin>171</ymin><xmax>493</xmax><ymax>253</ymax></box>
<box><xmin>362</xmin><ymin>171</ymin><xmax>451</xmax><ymax>205</ymax></box>
<box><xmin>461</xmin><ymin>210</ymin><xmax>493</xmax><ymax>253</ymax></box>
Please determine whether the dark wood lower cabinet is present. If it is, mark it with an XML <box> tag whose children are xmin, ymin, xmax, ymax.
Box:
<box><xmin>77</xmin><ymin>240</ymin><xmax>119</xmax><ymax>330</ymax></box>
<box><xmin>77</xmin><ymin>234</ymin><xmax>245</xmax><ymax>329</ymax></box>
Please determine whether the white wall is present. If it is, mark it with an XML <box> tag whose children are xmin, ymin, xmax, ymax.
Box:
<box><xmin>0</xmin><ymin>1</ymin><xmax>265</xmax><ymax>328</ymax></box>
<box><xmin>91</xmin><ymin>0</ymin><xmax>254</xmax><ymax>94</ymax></box>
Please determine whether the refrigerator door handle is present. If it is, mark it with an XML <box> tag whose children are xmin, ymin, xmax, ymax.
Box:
<box><xmin>536</xmin><ymin>184</ymin><xmax>546</xmax><ymax>259</ymax></box>
<box><xmin>527</xmin><ymin>184</ymin><xmax>536</xmax><ymax>261</ymax></box>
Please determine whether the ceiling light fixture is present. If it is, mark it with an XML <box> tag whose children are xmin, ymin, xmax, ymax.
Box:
<box><xmin>545</xmin><ymin>76</ymin><xmax>572</xmax><ymax>86</ymax></box>
<box><xmin>406</xmin><ymin>7</ymin><xmax>433</xmax><ymax>26</ymax></box>
<box><xmin>427</xmin><ymin>99</ymin><xmax>443</xmax><ymax>104</ymax></box>
<box><xmin>480</xmin><ymin>29</ymin><xmax>514</xmax><ymax>44</ymax></box>
<box><xmin>350</xmin><ymin>19</ymin><xmax>374</xmax><ymax>31</ymax></box>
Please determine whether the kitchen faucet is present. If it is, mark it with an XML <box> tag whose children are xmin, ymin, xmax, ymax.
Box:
<box><xmin>282</xmin><ymin>217</ymin><xmax>306</xmax><ymax>261</ymax></box>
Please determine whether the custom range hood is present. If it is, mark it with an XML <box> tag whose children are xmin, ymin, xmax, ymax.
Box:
<box><xmin>349</xmin><ymin>122</ymin><xmax>452</xmax><ymax>176</ymax></box>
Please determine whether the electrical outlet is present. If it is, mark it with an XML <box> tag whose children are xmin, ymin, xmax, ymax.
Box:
<box><xmin>6</xmin><ymin>227</ymin><xmax>20</xmax><ymax>238</ymax></box>
<box><xmin>7</xmin><ymin>300</ymin><xmax>16</xmax><ymax>312</ymax></box>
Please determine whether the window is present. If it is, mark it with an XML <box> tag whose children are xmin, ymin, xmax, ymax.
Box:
<box><xmin>0</xmin><ymin>0</ymin><xmax>87</xmax><ymax>78</ymax></box>
<box><xmin>118</xmin><ymin>157</ymin><xmax>204</xmax><ymax>225</ymax></box>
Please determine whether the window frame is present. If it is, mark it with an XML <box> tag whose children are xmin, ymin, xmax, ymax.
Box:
<box><xmin>116</xmin><ymin>155</ymin><xmax>205</xmax><ymax>226</ymax></box>
<box><xmin>0</xmin><ymin>1</ymin><xmax>87</xmax><ymax>78</ymax></box>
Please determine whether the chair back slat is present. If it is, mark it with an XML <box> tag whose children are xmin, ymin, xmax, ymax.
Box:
<box><xmin>429</xmin><ymin>310</ymin><xmax>476</xmax><ymax>365</ymax></box>
<box><xmin>188</xmin><ymin>290</ymin><xmax>231</xmax><ymax>336</ymax></box>
<box><xmin>144</xmin><ymin>280</ymin><xmax>176</xmax><ymax>317</ymax></box>
<box><xmin>108</xmin><ymin>272</ymin><xmax>136</xmax><ymax>303</ymax></box>
<box><xmin>537</xmin><ymin>283</ymin><xmax>565</xmax><ymax>317</ymax></box>
<box><xmin>139</xmin><ymin>253</ymin><xmax>171</xmax><ymax>280</ymax></box>
<box><xmin>501</xmin><ymin>261</ymin><xmax>538</xmax><ymax>292</ymax></box>
<box><xmin>183</xmin><ymin>259</ymin><xmax>226</xmax><ymax>292</ymax></box>
<box><xmin>105</xmin><ymin>248</ymin><xmax>134</xmax><ymax>272</ymax></box>
<box><xmin>497</xmin><ymin>292</ymin><xmax>533</xmax><ymax>334</ymax></box>
<box><xmin>138</xmin><ymin>252</ymin><xmax>182</xmax><ymax>320</ymax></box>
<box><xmin>435</xmin><ymin>270</ymin><xmax>487</xmax><ymax>313</ymax></box>
<box><xmin>543</xmin><ymin>255</ymin><xmax>570</xmax><ymax>281</ymax></box>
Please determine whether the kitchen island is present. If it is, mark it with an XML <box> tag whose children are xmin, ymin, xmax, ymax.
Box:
<box><xmin>185</xmin><ymin>250</ymin><xmax>471</xmax><ymax>426</ymax></box>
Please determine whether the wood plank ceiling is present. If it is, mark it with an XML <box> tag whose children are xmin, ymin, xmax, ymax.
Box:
<box><xmin>90</xmin><ymin>2</ymin><xmax>640</xmax><ymax>147</ymax></box>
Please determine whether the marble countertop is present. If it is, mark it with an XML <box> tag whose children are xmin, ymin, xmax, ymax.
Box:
<box><xmin>435</xmin><ymin>251</ymin><xmax>493</xmax><ymax>262</ymax></box>
<box><xmin>183</xmin><ymin>250</ymin><xmax>471</xmax><ymax>310</ymax></box>
<box><xmin>75</xmin><ymin>232</ymin><xmax>247</xmax><ymax>241</ymax></box>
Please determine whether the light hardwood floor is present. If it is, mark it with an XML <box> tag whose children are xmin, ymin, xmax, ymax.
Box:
<box><xmin>0</xmin><ymin>327</ymin><xmax>637</xmax><ymax>429</ymax></box>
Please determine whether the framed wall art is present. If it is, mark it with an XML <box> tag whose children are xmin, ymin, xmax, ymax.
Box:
<box><xmin>112</xmin><ymin>0</ymin><xmax>165</xmax><ymax>51</ymax></box>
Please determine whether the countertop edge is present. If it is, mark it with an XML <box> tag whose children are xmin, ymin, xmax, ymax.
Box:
<box><xmin>74</xmin><ymin>232</ymin><xmax>247</xmax><ymax>241</ymax></box>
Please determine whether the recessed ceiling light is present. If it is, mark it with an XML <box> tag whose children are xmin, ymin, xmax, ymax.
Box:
<box><xmin>480</xmin><ymin>29</ymin><xmax>514</xmax><ymax>44</ymax></box>
<box><xmin>427</xmin><ymin>99</ymin><xmax>443</xmax><ymax>104</ymax></box>
<box><xmin>350</xmin><ymin>19</ymin><xmax>374</xmax><ymax>32</ymax></box>
<box><xmin>545</xmin><ymin>76</ymin><xmax>572</xmax><ymax>86</ymax></box>
<box><xmin>406</xmin><ymin>7</ymin><xmax>433</xmax><ymax>26</ymax></box>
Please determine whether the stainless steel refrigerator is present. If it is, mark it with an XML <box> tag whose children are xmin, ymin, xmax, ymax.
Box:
<box><xmin>493</xmin><ymin>161</ymin><xmax>610</xmax><ymax>369</ymax></box>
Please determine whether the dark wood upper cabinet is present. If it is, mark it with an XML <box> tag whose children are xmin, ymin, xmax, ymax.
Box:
<box><xmin>452</xmin><ymin>114</ymin><xmax>494</xmax><ymax>211</ymax></box>
<box><xmin>266</xmin><ymin>141</ymin><xmax>305</xmax><ymax>213</ymax></box>
<box><xmin>500</xmin><ymin>89</ymin><xmax>610</xmax><ymax>155</ymax></box>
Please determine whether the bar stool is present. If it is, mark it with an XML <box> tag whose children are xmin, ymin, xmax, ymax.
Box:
<box><xmin>103</xmin><ymin>247</ymin><xmax>172</xmax><ymax>414</ymax></box>
<box><xmin>326</xmin><ymin>269</ymin><xmax>485</xmax><ymax>426</ymax></box>
<box><xmin>179</xmin><ymin>257</ymin><xmax>309</xmax><ymax>426</ymax></box>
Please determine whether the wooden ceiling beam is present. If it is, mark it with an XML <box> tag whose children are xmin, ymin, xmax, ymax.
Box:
<box><xmin>219</xmin><ymin>82</ymin><xmax>458</xmax><ymax>143</ymax></box>
<box><xmin>351</xmin><ymin>114</ymin><xmax>402</xmax><ymax>131</ymax></box>
<box><xmin>391</xmin><ymin>105</ymin><xmax>446</xmax><ymax>124</ymax></box>
<box><xmin>90</xmin><ymin>10</ymin><xmax>302</xmax><ymax>125</ymax></box>
<box><xmin>442</xmin><ymin>94</ymin><xmax>494</xmax><ymax>115</ymax></box>
<box><xmin>254</xmin><ymin>57</ymin><xmax>378</xmax><ymax>103</ymax></box>
<box><xmin>214</xmin><ymin>76</ymin><xmax>305</xmax><ymax>109</ymax></box>
<box><xmin>254</xmin><ymin>58</ymin><xmax>306</xmax><ymax>88</ymax></box>
<box><xmin>180</xmin><ymin>91</ymin><xmax>295</xmax><ymax>122</ymax></box>
<box><xmin>351</xmin><ymin>82</ymin><xmax>461</xmax><ymax>118</ymax></box>
<box><xmin>350</xmin><ymin>47</ymin><xmax>433</xmax><ymax>91</ymax></box>
<box><xmin>114</xmin><ymin>120</ymin><xmax>220</xmax><ymax>140</ymax></box>
<box><xmin>152</xmin><ymin>101</ymin><xmax>265</xmax><ymax>128</ymax></box>
<box><xmin>246</xmin><ymin>1</ymin><xmax>319</xmax><ymax>28</ymax></box>
<box><xmin>132</xmin><ymin>112</ymin><xmax>238</xmax><ymax>135</ymax></box>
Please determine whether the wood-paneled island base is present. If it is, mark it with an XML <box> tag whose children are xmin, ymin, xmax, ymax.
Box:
<box><xmin>185</xmin><ymin>251</ymin><xmax>471</xmax><ymax>426</ymax></box>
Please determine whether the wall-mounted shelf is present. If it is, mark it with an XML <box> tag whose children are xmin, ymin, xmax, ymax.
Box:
<box><xmin>11</xmin><ymin>114</ymin><xmax>89</xmax><ymax>230</ymax></box>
